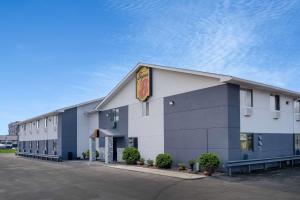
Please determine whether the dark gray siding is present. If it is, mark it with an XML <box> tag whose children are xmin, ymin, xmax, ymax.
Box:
<box><xmin>164</xmin><ymin>84</ymin><xmax>240</xmax><ymax>165</ymax></box>
<box><xmin>99</xmin><ymin>106</ymin><xmax>128</xmax><ymax>147</ymax></box>
<box><xmin>59</xmin><ymin>107</ymin><xmax>78</xmax><ymax>160</ymax></box>
<box><xmin>241</xmin><ymin>133</ymin><xmax>294</xmax><ymax>159</ymax></box>
<box><xmin>99</xmin><ymin>106</ymin><xmax>128</xmax><ymax>135</ymax></box>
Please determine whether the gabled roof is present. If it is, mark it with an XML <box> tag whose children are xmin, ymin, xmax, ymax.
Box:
<box><xmin>95</xmin><ymin>63</ymin><xmax>300</xmax><ymax>110</ymax></box>
<box><xmin>18</xmin><ymin>97</ymin><xmax>104</xmax><ymax>125</ymax></box>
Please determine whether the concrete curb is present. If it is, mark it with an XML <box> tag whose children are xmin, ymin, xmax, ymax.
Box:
<box><xmin>90</xmin><ymin>162</ymin><xmax>206</xmax><ymax>180</ymax></box>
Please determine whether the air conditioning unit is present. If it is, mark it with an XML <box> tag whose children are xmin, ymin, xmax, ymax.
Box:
<box><xmin>273</xmin><ymin>111</ymin><xmax>281</xmax><ymax>119</ymax></box>
<box><xmin>295</xmin><ymin>113</ymin><xmax>300</xmax><ymax>121</ymax></box>
<box><xmin>243</xmin><ymin>107</ymin><xmax>253</xmax><ymax>117</ymax></box>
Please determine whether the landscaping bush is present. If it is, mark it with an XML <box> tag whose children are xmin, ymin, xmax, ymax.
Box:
<box><xmin>86</xmin><ymin>149</ymin><xmax>90</xmax><ymax>159</ymax></box>
<box><xmin>122</xmin><ymin>147</ymin><xmax>141</xmax><ymax>165</ymax></box>
<box><xmin>82</xmin><ymin>152</ymin><xmax>87</xmax><ymax>159</ymax></box>
<box><xmin>155</xmin><ymin>153</ymin><xmax>173</xmax><ymax>169</ymax></box>
<box><xmin>146</xmin><ymin>159</ymin><xmax>154</xmax><ymax>166</ymax></box>
<box><xmin>188</xmin><ymin>160</ymin><xmax>195</xmax><ymax>170</ymax></box>
<box><xmin>198</xmin><ymin>153</ymin><xmax>220</xmax><ymax>173</ymax></box>
<box><xmin>178</xmin><ymin>163</ymin><xmax>186</xmax><ymax>171</ymax></box>
<box><xmin>96</xmin><ymin>150</ymin><xmax>99</xmax><ymax>160</ymax></box>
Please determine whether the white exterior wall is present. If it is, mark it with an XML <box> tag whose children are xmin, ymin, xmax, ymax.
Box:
<box><xmin>101</xmin><ymin>68</ymin><xmax>223</xmax><ymax>160</ymax></box>
<box><xmin>241</xmin><ymin>89</ymin><xmax>300</xmax><ymax>134</ymax></box>
<box><xmin>77</xmin><ymin>102</ymin><xmax>100</xmax><ymax>158</ymax></box>
<box><xmin>88</xmin><ymin>112</ymin><xmax>99</xmax><ymax>137</ymax></box>
<box><xmin>18</xmin><ymin>115</ymin><xmax>58</xmax><ymax>142</ymax></box>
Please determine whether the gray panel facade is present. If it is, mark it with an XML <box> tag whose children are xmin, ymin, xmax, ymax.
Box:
<box><xmin>164</xmin><ymin>84</ymin><xmax>240</xmax><ymax>165</ymax></box>
<box><xmin>99</xmin><ymin>106</ymin><xmax>128</xmax><ymax>162</ymax></box>
<box><xmin>99</xmin><ymin>106</ymin><xmax>128</xmax><ymax>142</ymax></box>
<box><xmin>58</xmin><ymin>107</ymin><xmax>78</xmax><ymax>160</ymax></box>
<box><xmin>240</xmin><ymin>133</ymin><xmax>294</xmax><ymax>159</ymax></box>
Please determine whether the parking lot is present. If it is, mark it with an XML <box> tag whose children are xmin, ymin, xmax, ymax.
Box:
<box><xmin>0</xmin><ymin>154</ymin><xmax>300</xmax><ymax>200</ymax></box>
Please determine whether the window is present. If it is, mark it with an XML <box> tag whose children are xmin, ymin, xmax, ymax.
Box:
<box><xmin>295</xmin><ymin>100</ymin><xmax>300</xmax><ymax>113</ymax></box>
<box><xmin>128</xmin><ymin>137</ymin><xmax>138</xmax><ymax>149</ymax></box>
<box><xmin>270</xmin><ymin>94</ymin><xmax>280</xmax><ymax>111</ymax></box>
<box><xmin>53</xmin><ymin>116</ymin><xmax>58</xmax><ymax>126</ymax></box>
<box><xmin>53</xmin><ymin>140</ymin><xmax>57</xmax><ymax>153</ymax></box>
<box><xmin>295</xmin><ymin>134</ymin><xmax>300</xmax><ymax>155</ymax></box>
<box><xmin>37</xmin><ymin>141</ymin><xmax>39</xmax><ymax>149</ymax></box>
<box><xmin>142</xmin><ymin>102</ymin><xmax>150</xmax><ymax>116</ymax></box>
<box><xmin>29</xmin><ymin>141</ymin><xmax>32</xmax><ymax>150</ymax></box>
<box><xmin>44</xmin><ymin>118</ymin><xmax>48</xmax><ymax>127</ymax></box>
<box><xmin>241</xmin><ymin>89</ymin><xmax>253</xmax><ymax>107</ymax></box>
<box><xmin>45</xmin><ymin>141</ymin><xmax>48</xmax><ymax>154</ymax></box>
<box><xmin>36</xmin><ymin>120</ymin><xmax>39</xmax><ymax>129</ymax></box>
<box><xmin>240</xmin><ymin>133</ymin><xmax>254</xmax><ymax>151</ymax></box>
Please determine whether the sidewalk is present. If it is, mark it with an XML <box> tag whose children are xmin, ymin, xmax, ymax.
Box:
<box><xmin>90</xmin><ymin>162</ymin><xmax>206</xmax><ymax>180</ymax></box>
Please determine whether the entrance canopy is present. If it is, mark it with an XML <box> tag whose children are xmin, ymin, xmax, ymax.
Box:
<box><xmin>99</xmin><ymin>129</ymin><xmax>125</xmax><ymax>138</ymax></box>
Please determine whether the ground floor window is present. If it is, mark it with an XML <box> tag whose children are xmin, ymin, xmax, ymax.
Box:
<box><xmin>128</xmin><ymin>137</ymin><xmax>138</xmax><ymax>149</ymax></box>
<box><xmin>295</xmin><ymin>134</ymin><xmax>300</xmax><ymax>155</ymax></box>
<box><xmin>53</xmin><ymin>140</ymin><xmax>57</xmax><ymax>154</ymax></box>
<box><xmin>240</xmin><ymin>133</ymin><xmax>254</xmax><ymax>151</ymax></box>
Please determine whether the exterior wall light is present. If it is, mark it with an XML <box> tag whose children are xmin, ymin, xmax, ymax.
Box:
<box><xmin>169</xmin><ymin>101</ymin><xmax>175</xmax><ymax>106</ymax></box>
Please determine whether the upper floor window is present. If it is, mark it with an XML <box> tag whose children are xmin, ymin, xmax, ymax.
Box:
<box><xmin>142</xmin><ymin>101</ymin><xmax>150</xmax><ymax>116</ymax></box>
<box><xmin>53</xmin><ymin>116</ymin><xmax>58</xmax><ymax>126</ymax></box>
<box><xmin>36</xmin><ymin>120</ymin><xmax>39</xmax><ymax>129</ymax></box>
<box><xmin>295</xmin><ymin>100</ymin><xmax>300</xmax><ymax>113</ymax></box>
<box><xmin>240</xmin><ymin>133</ymin><xmax>253</xmax><ymax>151</ymax></box>
<box><xmin>44</xmin><ymin>118</ymin><xmax>48</xmax><ymax>127</ymax></box>
<box><xmin>240</xmin><ymin>89</ymin><xmax>253</xmax><ymax>107</ymax></box>
<box><xmin>270</xmin><ymin>94</ymin><xmax>280</xmax><ymax>111</ymax></box>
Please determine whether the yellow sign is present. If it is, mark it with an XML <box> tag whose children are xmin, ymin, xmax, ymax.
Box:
<box><xmin>136</xmin><ymin>66</ymin><xmax>152</xmax><ymax>102</ymax></box>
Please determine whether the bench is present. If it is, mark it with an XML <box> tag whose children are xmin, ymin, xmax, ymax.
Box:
<box><xmin>225</xmin><ymin>155</ymin><xmax>300</xmax><ymax>176</ymax></box>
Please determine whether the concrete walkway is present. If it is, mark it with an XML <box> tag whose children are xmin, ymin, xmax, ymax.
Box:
<box><xmin>90</xmin><ymin>162</ymin><xmax>206</xmax><ymax>180</ymax></box>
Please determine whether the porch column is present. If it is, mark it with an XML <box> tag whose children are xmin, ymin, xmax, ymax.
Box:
<box><xmin>105</xmin><ymin>136</ymin><xmax>113</xmax><ymax>164</ymax></box>
<box><xmin>89</xmin><ymin>137</ymin><xmax>96</xmax><ymax>162</ymax></box>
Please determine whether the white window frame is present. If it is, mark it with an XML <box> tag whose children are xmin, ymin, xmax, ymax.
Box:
<box><xmin>241</xmin><ymin>89</ymin><xmax>253</xmax><ymax>107</ymax></box>
<box><xmin>142</xmin><ymin>101</ymin><xmax>150</xmax><ymax>117</ymax></box>
<box><xmin>36</xmin><ymin>120</ymin><xmax>39</xmax><ymax>129</ymax></box>
<box><xmin>295</xmin><ymin>100</ymin><xmax>300</xmax><ymax>113</ymax></box>
<box><xmin>270</xmin><ymin>94</ymin><xmax>280</xmax><ymax>111</ymax></box>
<box><xmin>44</xmin><ymin>118</ymin><xmax>48</xmax><ymax>127</ymax></box>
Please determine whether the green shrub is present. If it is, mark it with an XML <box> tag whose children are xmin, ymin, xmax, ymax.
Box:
<box><xmin>86</xmin><ymin>150</ymin><xmax>90</xmax><ymax>159</ymax></box>
<box><xmin>147</xmin><ymin>159</ymin><xmax>154</xmax><ymax>166</ymax></box>
<box><xmin>122</xmin><ymin>147</ymin><xmax>141</xmax><ymax>165</ymax></box>
<box><xmin>96</xmin><ymin>150</ymin><xmax>99</xmax><ymax>159</ymax></box>
<box><xmin>82</xmin><ymin>152</ymin><xmax>86</xmax><ymax>159</ymax></box>
<box><xmin>198</xmin><ymin>153</ymin><xmax>220</xmax><ymax>172</ymax></box>
<box><xmin>189</xmin><ymin>159</ymin><xmax>195</xmax><ymax>170</ymax></box>
<box><xmin>178</xmin><ymin>163</ymin><xmax>186</xmax><ymax>170</ymax></box>
<box><xmin>156</xmin><ymin>153</ymin><xmax>173</xmax><ymax>169</ymax></box>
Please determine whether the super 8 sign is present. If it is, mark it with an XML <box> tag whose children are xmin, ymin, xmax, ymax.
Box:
<box><xmin>136</xmin><ymin>66</ymin><xmax>152</xmax><ymax>102</ymax></box>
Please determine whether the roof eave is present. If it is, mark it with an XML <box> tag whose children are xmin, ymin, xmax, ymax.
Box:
<box><xmin>224</xmin><ymin>77</ymin><xmax>300</xmax><ymax>98</ymax></box>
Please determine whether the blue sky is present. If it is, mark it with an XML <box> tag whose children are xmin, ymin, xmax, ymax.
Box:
<box><xmin>1</xmin><ymin>0</ymin><xmax>300</xmax><ymax>134</ymax></box>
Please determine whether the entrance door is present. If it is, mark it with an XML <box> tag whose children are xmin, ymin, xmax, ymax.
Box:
<box><xmin>113</xmin><ymin>138</ymin><xmax>117</xmax><ymax>162</ymax></box>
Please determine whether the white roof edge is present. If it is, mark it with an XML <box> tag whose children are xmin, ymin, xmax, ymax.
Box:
<box><xmin>95</xmin><ymin>63</ymin><xmax>230</xmax><ymax>110</ymax></box>
<box><xmin>18</xmin><ymin>97</ymin><xmax>105</xmax><ymax>125</ymax></box>
<box><xmin>225</xmin><ymin>77</ymin><xmax>300</xmax><ymax>97</ymax></box>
